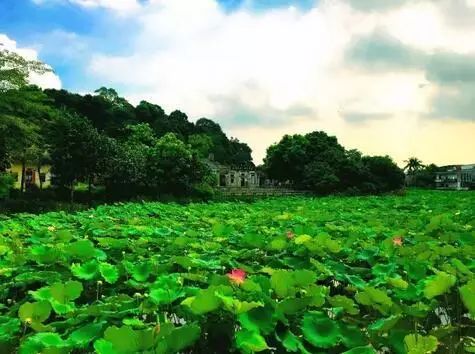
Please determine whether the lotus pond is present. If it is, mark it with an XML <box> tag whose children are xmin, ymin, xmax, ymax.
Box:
<box><xmin>0</xmin><ymin>190</ymin><xmax>474</xmax><ymax>353</ymax></box>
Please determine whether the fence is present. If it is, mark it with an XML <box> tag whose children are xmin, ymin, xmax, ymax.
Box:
<box><xmin>215</xmin><ymin>187</ymin><xmax>313</xmax><ymax>199</ymax></box>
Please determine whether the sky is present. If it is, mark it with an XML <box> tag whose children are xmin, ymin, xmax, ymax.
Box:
<box><xmin>1</xmin><ymin>0</ymin><xmax>474</xmax><ymax>166</ymax></box>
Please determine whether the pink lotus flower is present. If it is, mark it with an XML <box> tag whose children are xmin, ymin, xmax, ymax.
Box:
<box><xmin>286</xmin><ymin>231</ymin><xmax>295</xmax><ymax>239</ymax></box>
<box><xmin>227</xmin><ymin>269</ymin><xmax>246</xmax><ymax>285</ymax></box>
<box><xmin>393</xmin><ymin>236</ymin><xmax>403</xmax><ymax>246</ymax></box>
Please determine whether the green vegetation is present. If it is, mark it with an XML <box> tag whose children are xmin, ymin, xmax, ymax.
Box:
<box><xmin>264</xmin><ymin>131</ymin><xmax>405</xmax><ymax>194</ymax></box>
<box><xmin>1</xmin><ymin>50</ymin><xmax>407</xmax><ymax>211</ymax></box>
<box><xmin>0</xmin><ymin>190</ymin><xmax>474</xmax><ymax>353</ymax></box>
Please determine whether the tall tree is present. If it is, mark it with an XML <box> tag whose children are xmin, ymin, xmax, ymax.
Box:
<box><xmin>48</xmin><ymin>113</ymin><xmax>107</xmax><ymax>202</ymax></box>
<box><xmin>0</xmin><ymin>46</ymin><xmax>51</xmax><ymax>91</ymax></box>
<box><xmin>264</xmin><ymin>130</ymin><xmax>404</xmax><ymax>194</ymax></box>
<box><xmin>403</xmin><ymin>157</ymin><xmax>424</xmax><ymax>175</ymax></box>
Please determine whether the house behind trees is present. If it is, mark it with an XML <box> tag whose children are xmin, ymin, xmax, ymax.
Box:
<box><xmin>435</xmin><ymin>164</ymin><xmax>475</xmax><ymax>190</ymax></box>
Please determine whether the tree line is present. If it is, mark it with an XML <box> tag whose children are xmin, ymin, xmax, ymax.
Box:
<box><xmin>1</xmin><ymin>47</ymin><xmax>411</xmax><ymax>208</ymax></box>
<box><xmin>263</xmin><ymin>131</ymin><xmax>406</xmax><ymax>194</ymax></box>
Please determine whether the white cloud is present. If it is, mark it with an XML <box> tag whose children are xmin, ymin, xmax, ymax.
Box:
<box><xmin>0</xmin><ymin>34</ymin><xmax>61</xmax><ymax>90</ymax></box>
<box><xmin>32</xmin><ymin>0</ymin><xmax>140</xmax><ymax>12</ymax></box>
<box><xmin>29</xmin><ymin>0</ymin><xmax>475</xmax><ymax>165</ymax></box>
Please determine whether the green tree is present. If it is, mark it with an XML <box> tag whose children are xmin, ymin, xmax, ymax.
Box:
<box><xmin>264</xmin><ymin>130</ymin><xmax>405</xmax><ymax>194</ymax></box>
<box><xmin>188</xmin><ymin>134</ymin><xmax>214</xmax><ymax>158</ymax></box>
<box><xmin>103</xmin><ymin>123</ymin><xmax>155</xmax><ymax>198</ymax></box>
<box><xmin>48</xmin><ymin>113</ymin><xmax>108</xmax><ymax>202</ymax></box>
<box><xmin>362</xmin><ymin>155</ymin><xmax>405</xmax><ymax>192</ymax></box>
<box><xmin>0</xmin><ymin>47</ymin><xmax>51</xmax><ymax>91</ymax></box>
<box><xmin>147</xmin><ymin>133</ymin><xmax>200</xmax><ymax>195</ymax></box>
<box><xmin>403</xmin><ymin>157</ymin><xmax>424</xmax><ymax>175</ymax></box>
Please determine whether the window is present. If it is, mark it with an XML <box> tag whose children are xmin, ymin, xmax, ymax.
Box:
<box><xmin>40</xmin><ymin>173</ymin><xmax>46</xmax><ymax>183</ymax></box>
<box><xmin>230</xmin><ymin>174</ymin><xmax>235</xmax><ymax>184</ymax></box>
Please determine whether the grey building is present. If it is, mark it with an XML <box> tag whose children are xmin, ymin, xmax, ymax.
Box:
<box><xmin>435</xmin><ymin>164</ymin><xmax>475</xmax><ymax>190</ymax></box>
<box><xmin>204</xmin><ymin>157</ymin><xmax>261</xmax><ymax>188</ymax></box>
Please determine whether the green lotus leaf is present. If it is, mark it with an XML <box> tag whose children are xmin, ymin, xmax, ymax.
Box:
<box><xmin>269</xmin><ymin>237</ymin><xmax>287</xmax><ymax>251</ymax></box>
<box><xmin>149</xmin><ymin>274</ymin><xmax>185</xmax><ymax>305</ymax></box>
<box><xmin>104</xmin><ymin>325</ymin><xmax>138</xmax><ymax>353</ymax></box>
<box><xmin>460</xmin><ymin>279</ymin><xmax>475</xmax><ymax>316</ymax></box>
<box><xmin>66</xmin><ymin>240</ymin><xmax>96</xmax><ymax>259</ymax></box>
<box><xmin>328</xmin><ymin>295</ymin><xmax>359</xmax><ymax>315</ymax></box>
<box><xmin>212</xmin><ymin>223</ymin><xmax>233</xmax><ymax>237</ymax></box>
<box><xmin>29</xmin><ymin>245</ymin><xmax>60</xmax><ymax>264</ymax></box>
<box><xmin>276</xmin><ymin>330</ymin><xmax>311</xmax><ymax>353</ymax></box>
<box><xmin>29</xmin><ymin>286</ymin><xmax>52</xmax><ymax>302</ymax></box>
<box><xmin>279</xmin><ymin>330</ymin><xmax>300</xmax><ymax>352</ymax></box>
<box><xmin>181</xmin><ymin>289</ymin><xmax>221</xmax><ymax>315</ymax></box>
<box><xmin>239</xmin><ymin>306</ymin><xmax>276</xmax><ymax>335</ymax></box>
<box><xmin>94</xmin><ymin>339</ymin><xmax>118</xmax><ymax>354</ymax></box>
<box><xmin>403</xmin><ymin>302</ymin><xmax>431</xmax><ymax>318</ymax></box>
<box><xmin>68</xmin><ymin>322</ymin><xmax>104</xmax><ymax>347</ymax></box>
<box><xmin>368</xmin><ymin>315</ymin><xmax>401</xmax><ymax>332</ymax></box>
<box><xmin>429</xmin><ymin>325</ymin><xmax>457</xmax><ymax>339</ymax></box>
<box><xmin>36</xmin><ymin>333</ymin><xmax>65</xmax><ymax>347</ymax></box>
<box><xmin>99</xmin><ymin>262</ymin><xmax>119</xmax><ymax>284</ymax></box>
<box><xmin>124</xmin><ymin>261</ymin><xmax>152</xmax><ymax>282</ymax></box>
<box><xmin>345</xmin><ymin>275</ymin><xmax>367</xmax><ymax>289</ymax></box>
<box><xmin>294</xmin><ymin>234</ymin><xmax>312</xmax><ymax>244</ymax></box>
<box><xmin>271</xmin><ymin>269</ymin><xmax>317</xmax><ymax>298</ymax></box>
<box><xmin>18</xmin><ymin>301</ymin><xmax>51</xmax><ymax>323</ymax></box>
<box><xmin>355</xmin><ymin>287</ymin><xmax>393</xmax><ymax>313</ymax></box>
<box><xmin>404</xmin><ymin>334</ymin><xmax>438</xmax><ymax>354</ymax></box>
<box><xmin>387</xmin><ymin>277</ymin><xmax>409</xmax><ymax>290</ymax></box>
<box><xmin>423</xmin><ymin>271</ymin><xmax>456</xmax><ymax>299</ymax></box>
<box><xmin>236</xmin><ymin>330</ymin><xmax>268</xmax><ymax>352</ymax></box>
<box><xmin>122</xmin><ymin>318</ymin><xmax>146</xmax><ymax>328</ymax></box>
<box><xmin>293</xmin><ymin>270</ymin><xmax>317</xmax><ymax>287</ymax></box>
<box><xmin>166</xmin><ymin>324</ymin><xmax>201</xmax><ymax>352</ymax></box>
<box><xmin>302</xmin><ymin>311</ymin><xmax>341</xmax><ymax>348</ymax></box>
<box><xmin>271</xmin><ymin>270</ymin><xmax>294</xmax><ymax>298</ymax></box>
<box><xmin>343</xmin><ymin>345</ymin><xmax>377</xmax><ymax>354</ymax></box>
<box><xmin>50</xmin><ymin>281</ymin><xmax>83</xmax><ymax>304</ymax></box>
<box><xmin>451</xmin><ymin>259</ymin><xmax>472</xmax><ymax>276</ymax></box>
<box><xmin>71</xmin><ymin>260</ymin><xmax>99</xmax><ymax>280</ymax></box>
<box><xmin>277</xmin><ymin>297</ymin><xmax>312</xmax><ymax>315</ymax></box>
<box><xmin>215</xmin><ymin>293</ymin><xmax>263</xmax><ymax>314</ymax></box>
<box><xmin>340</xmin><ymin>324</ymin><xmax>368</xmax><ymax>348</ymax></box>
<box><xmin>0</xmin><ymin>316</ymin><xmax>21</xmax><ymax>341</ymax></box>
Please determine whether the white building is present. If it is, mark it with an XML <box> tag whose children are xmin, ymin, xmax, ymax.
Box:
<box><xmin>435</xmin><ymin>164</ymin><xmax>475</xmax><ymax>190</ymax></box>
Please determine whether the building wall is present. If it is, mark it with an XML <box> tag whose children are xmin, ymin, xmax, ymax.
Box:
<box><xmin>7</xmin><ymin>164</ymin><xmax>52</xmax><ymax>189</ymax></box>
<box><xmin>219</xmin><ymin>170</ymin><xmax>260</xmax><ymax>188</ymax></box>
<box><xmin>435</xmin><ymin>164</ymin><xmax>475</xmax><ymax>190</ymax></box>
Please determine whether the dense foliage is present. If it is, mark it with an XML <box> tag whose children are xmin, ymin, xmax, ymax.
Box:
<box><xmin>264</xmin><ymin>132</ymin><xmax>405</xmax><ymax>194</ymax></box>
<box><xmin>0</xmin><ymin>82</ymin><xmax>253</xmax><ymax>201</ymax></box>
<box><xmin>0</xmin><ymin>190</ymin><xmax>474</xmax><ymax>353</ymax></box>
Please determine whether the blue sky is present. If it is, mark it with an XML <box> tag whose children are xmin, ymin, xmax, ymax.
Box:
<box><xmin>1</xmin><ymin>0</ymin><xmax>474</xmax><ymax>165</ymax></box>
<box><xmin>0</xmin><ymin>0</ymin><xmax>317</xmax><ymax>90</ymax></box>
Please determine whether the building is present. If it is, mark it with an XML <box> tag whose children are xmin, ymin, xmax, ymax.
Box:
<box><xmin>6</xmin><ymin>163</ymin><xmax>53</xmax><ymax>189</ymax></box>
<box><xmin>205</xmin><ymin>158</ymin><xmax>261</xmax><ymax>188</ymax></box>
<box><xmin>435</xmin><ymin>164</ymin><xmax>475</xmax><ymax>190</ymax></box>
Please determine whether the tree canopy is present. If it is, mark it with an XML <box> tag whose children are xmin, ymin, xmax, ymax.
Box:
<box><xmin>263</xmin><ymin>131</ymin><xmax>405</xmax><ymax>194</ymax></box>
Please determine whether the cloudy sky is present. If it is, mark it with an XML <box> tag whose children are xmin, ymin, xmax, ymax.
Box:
<box><xmin>1</xmin><ymin>0</ymin><xmax>474</xmax><ymax>165</ymax></box>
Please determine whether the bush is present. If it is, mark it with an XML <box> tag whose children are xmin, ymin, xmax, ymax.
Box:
<box><xmin>0</xmin><ymin>173</ymin><xmax>14</xmax><ymax>200</ymax></box>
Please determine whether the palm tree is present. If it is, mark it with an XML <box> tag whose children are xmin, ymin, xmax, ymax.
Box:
<box><xmin>403</xmin><ymin>157</ymin><xmax>424</xmax><ymax>175</ymax></box>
